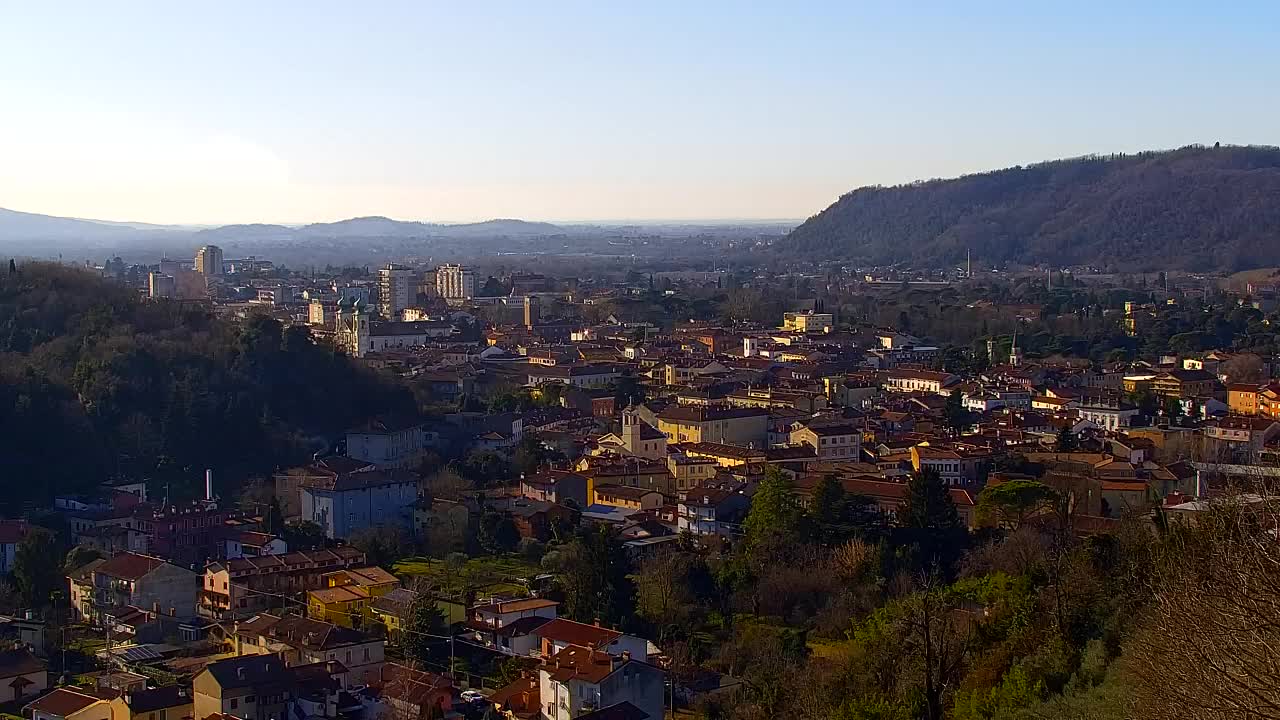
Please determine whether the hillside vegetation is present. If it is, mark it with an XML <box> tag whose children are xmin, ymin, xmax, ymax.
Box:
<box><xmin>0</xmin><ymin>263</ymin><xmax>413</xmax><ymax>507</ymax></box>
<box><xmin>786</xmin><ymin>145</ymin><xmax>1280</xmax><ymax>271</ymax></box>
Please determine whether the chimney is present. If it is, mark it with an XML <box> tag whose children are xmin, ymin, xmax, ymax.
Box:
<box><xmin>237</xmin><ymin>667</ymin><xmax>246</xmax><ymax>681</ymax></box>
<box><xmin>620</xmin><ymin>651</ymin><xmax>631</xmax><ymax>662</ymax></box>
<box><xmin>206</xmin><ymin>469</ymin><xmax>214</xmax><ymax>503</ymax></box>
<box><xmin>326</xmin><ymin>660</ymin><xmax>338</xmax><ymax>675</ymax></box>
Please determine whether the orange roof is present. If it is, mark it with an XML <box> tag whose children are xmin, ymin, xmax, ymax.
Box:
<box><xmin>535</xmin><ymin>618</ymin><xmax>622</xmax><ymax>649</ymax></box>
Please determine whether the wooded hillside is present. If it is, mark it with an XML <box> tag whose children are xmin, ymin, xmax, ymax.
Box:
<box><xmin>786</xmin><ymin>145</ymin><xmax>1280</xmax><ymax>271</ymax></box>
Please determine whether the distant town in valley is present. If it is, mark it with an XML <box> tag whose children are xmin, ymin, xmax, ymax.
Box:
<box><xmin>5</xmin><ymin>0</ymin><xmax>1277</xmax><ymax>714</ymax></box>
<box><xmin>2</xmin><ymin>218</ymin><xmax>1280</xmax><ymax>720</ymax></box>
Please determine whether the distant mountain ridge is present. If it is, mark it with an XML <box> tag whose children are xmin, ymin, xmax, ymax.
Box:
<box><xmin>785</xmin><ymin>145</ymin><xmax>1280</xmax><ymax>271</ymax></box>
<box><xmin>0</xmin><ymin>208</ymin><xmax>567</xmax><ymax>243</ymax></box>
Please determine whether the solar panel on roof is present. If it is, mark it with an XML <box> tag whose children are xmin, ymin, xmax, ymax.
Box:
<box><xmin>120</xmin><ymin>645</ymin><xmax>163</xmax><ymax>662</ymax></box>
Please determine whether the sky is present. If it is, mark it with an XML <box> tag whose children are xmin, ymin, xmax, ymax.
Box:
<box><xmin>0</xmin><ymin>1</ymin><xmax>1275</xmax><ymax>225</ymax></box>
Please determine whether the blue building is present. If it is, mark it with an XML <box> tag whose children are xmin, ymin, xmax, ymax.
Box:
<box><xmin>300</xmin><ymin>469</ymin><xmax>418</xmax><ymax>539</ymax></box>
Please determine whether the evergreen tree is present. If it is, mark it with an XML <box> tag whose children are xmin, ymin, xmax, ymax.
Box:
<box><xmin>263</xmin><ymin>497</ymin><xmax>285</xmax><ymax>535</ymax></box>
<box><xmin>403</xmin><ymin>589</ymin><xmax>446</xmax><ymax>669</ymax></box>
<box><xmin>14</xmin><ymin>528</ymin><xmax>61</xmax><ymax>608</ymax></box>
<box><xmin>945</xmin><ymin>389</ymin><xmax>968</xmax><ymax>433</ymax></box>
<box><xmin>900</xmin><ymin>468</ymin><xmax>961</xmax><ymax>532</ymax></box>
<box><xmin>743</xmin><ymin>465</ymin><xmax>803</xmax><ymax>547</ymax></box>
<box><xmin>1055</xmin><ymin>425</ymin><xmax>1078</xmax><ymax>453</ymax></box>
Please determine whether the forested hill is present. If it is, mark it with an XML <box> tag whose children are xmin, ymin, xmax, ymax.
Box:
<box><xmin>786</xmin><ymin>145</ymin><xmax>1280</xmax><ymax>271</ymax></box>
<box><xmin>0</xmin><ymin>263</ymin><xmax>414</xmax><ymax>508</ymax></box>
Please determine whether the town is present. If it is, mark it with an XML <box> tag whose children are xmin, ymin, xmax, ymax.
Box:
<box><xmin>1</xmin><ymin>245</ymin><xmax>1278</xmax><ymax>720</ymax></box>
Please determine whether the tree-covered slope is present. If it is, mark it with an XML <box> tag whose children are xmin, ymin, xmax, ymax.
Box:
<box><xmin>786</xmin><ymin>145</ymin><xmax>1280</xmax><ymax>271</ymax></box>
<box><xmin>0</xmin><ymin>263</ymin><xmax>414</xmax><ymax>507</ymax></box>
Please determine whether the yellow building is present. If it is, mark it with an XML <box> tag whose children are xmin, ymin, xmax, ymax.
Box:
<box><xmin>782</xmin><ymin>311</ymin><xmax>833</xmax><ymax>333</ymax></box>
<box><xmin>1228</xmin><ymin>383</ymin><xmax>1262</xmax><ymax>416</ymax></box>
<box><xmin>667</xmin><ymin>453</ymin><xmax>720</xmax><ymax>492</ymax></box>
<box><xmin>307</xmin><ymin>566</ymin><xmax>398</xmax><ymax>629</ymax></box>
<box><xmin>656</xmin><ymin>405</ymin><xmax>769</xmax><ymax>447</ymax></box>
<box><xmin>678</xmin><ymin>442</ymin><xmax>767</xmax><ymax>467</ymax></box>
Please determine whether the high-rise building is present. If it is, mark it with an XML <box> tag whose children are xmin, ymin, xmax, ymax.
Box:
<box><xmin>524</xmin><ymin>295</ymin><xmax>540</xmax><ymax>328</ymax></box>
<box><xmin>194</xmin><ymin>245</ymin><xmax>224</xmax><ymax>277</ymax></box>
<box><xmin>378</xmin><ymin>264</ymin><xmax>415</xmax><ymax>319</ymax></box>
<box><xmin>435</xmin><ymin>264</ymin><xmax>475</xmax><ymax>300</ymax></box>
<box><xmin>148</xmin><ymin>272</ymin><xmax>175</xmax><ymax>298</ymax></box>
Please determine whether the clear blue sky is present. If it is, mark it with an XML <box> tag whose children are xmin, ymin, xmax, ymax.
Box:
<box><xmin>0</xmin><ymin>1</ymin><xmax>1274</xmax><ymax>224</ymax></box>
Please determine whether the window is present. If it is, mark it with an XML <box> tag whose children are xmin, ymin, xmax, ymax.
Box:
<box><xmin>345</xmin><ymin>651</ymin><xmax>351</xmax><ymax>664</ymax></box>
<box><xmin>363</xmin><ymin>648</ymin><xmax>370</xmax><ymax>661</ymax></box>
<box><xmin>246</xmin><ymin>696</ymin><xmax>256</xmax><ymax>704</ymax></box>
<box><xmin>230</xmin><ymin>699</ymin><xmax>238</xmax><ymax>710</ymax></box>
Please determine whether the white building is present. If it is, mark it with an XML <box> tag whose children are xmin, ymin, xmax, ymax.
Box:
<box><xmin>1077</xmin><ymin>399</ymin><xmax>1140</xmax><ymax>431</ymax></box>
<box><xmin>333</xmin><ymin>298</ymin><xmax>455</xmax><ymax>357</ymax></box>
<box><xmin>346</xmin><ymin>419</ymin><xmax>430</xmax><ymax>469</ymax></box>
<box><xmin>436</xmin><ymin>264</ymin><xmax>475</xmax><ymax>300</ymax></box>
<box><xmin>378</xmin><ymin>265</ymin><xmax>416</xmax><ymax>320</ymax></box>
<box><xmin>537</xmin><ymin>646</ymin><xmax>664</xmax><ymax>720</ymax></box>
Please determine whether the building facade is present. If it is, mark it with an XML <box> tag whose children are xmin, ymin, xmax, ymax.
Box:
<box><xmin>378</xmin><ymin>265</ymin><xmax>415</xmax><ymax>320</ymax></box>
<box><xmin>436</xmin><ymin>264</ymin><xmax>475</xmax><ymax>300</ymax></box>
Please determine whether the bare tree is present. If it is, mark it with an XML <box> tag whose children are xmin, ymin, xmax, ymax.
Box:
<box><xmin>897</xmin><ymin>572</ymin><xmax>975</xmax><ymax>720</ymax></box>
<box><xmin>1128</xmin><ymin>493</ymin><xmax>1280</xmax><ymax>720</ymax></box>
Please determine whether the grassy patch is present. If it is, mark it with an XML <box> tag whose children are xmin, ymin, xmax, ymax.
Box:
<box><xmin>394</xmin><ymin>555</ymin><xmax>543</xmax><ymax>598</ymax></box>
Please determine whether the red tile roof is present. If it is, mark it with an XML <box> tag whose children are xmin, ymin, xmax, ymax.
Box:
<box><xmin>95</xmin><ymin>552</ymin><xmax>166</xmax><ymax>581</ymax></box>
<box><xmin>535</xmin><ymin>618</ymin><xmax>622</xmax><ymax>649</ymax></box>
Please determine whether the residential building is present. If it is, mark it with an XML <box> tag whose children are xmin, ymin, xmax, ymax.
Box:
<box><xmin>306</xmin><ymin>567</ymin><xmax>399</xmax><ymax>629</ymax></box>
<box><xmin>72</xmin><ymin>552</ymin><xmax>198</xmax><ymax>624</ymax></box>
<box><xmin>1149</xmin><ymin>369</ymin><xmax>1219</xmax><ymax>399</ymax></box>
<box><xmin>790</xmin><ymin>422</ymin><xmax>862</xmax><ymax>460</ymax></box>
<box><xmin>1227</xmin><ymin>383</ymin><xmax>1262</xmax><ymax>416</ymax></box>
<box><xmin>520</xmin><ymin>470</ymin><xmax>589</xmax><ymax>508</ymax></box>
<box><xmin>0</xmin><ymin>648</ymin><xmax>46</xmax><ymax>703</ymax></box>
<box><xmin>1077</xmin><ymin>397</ymin><xmax>1140</xmax><ymax>431</ymax></box>
<box><xmin>677</xmin><ymin>488</ymin><xmax>749</xmax><ymax>536</ymax></box>
<box><xmin>299</xmin><ymin>468</ymin><xmax>418</xmax><ymax>539</ymax></box>
<box><xmin>346</xmin><ymin>418</ymin><xmax>430</xmax><ymax>469</ymax></box>
<box><xmin>201</xmin><ymin>547</ymin><xmax>367</xmax><ymax>620</ymax></box>
<box><xmin>536</xmin><ymin>645</ymin><xmax>664</xmax><ymax>720</ymax></box>
<box><xmin>666</xmin><ymin>453</ymin><xmax>719</xmax><ymax>492</ymax></box>
<box><xmin>589</xmin><ymin>485</ymin><xmax>664</xmax><ymax>512</ymax></box>
<box><xmin>275</xmin><ymin>456</ymin><xmax>377</xmax><ymax>518</ymax></box>
<box><xmin>910</xmin><ymin>446</ymin><xmax>988</xmax><ymax>487</ymax></box>
<box><xmin>490</xmin><ymin>676</ymin><xmax>541</xmax><ymax>720</ymax></box>
<box><xmin>224</xmin><ymin>531</ymin><xmax>288</xmax><ymax>560</ymax></box>
<box><xmin>0</xmin><ymin>520</ymin><xmax>28</xmax><ymax>574</ymax></box>
<box><xmin>533</xmin><ymin>619</ymin><xmax>649</xmax><ymax>661</ymax></box>
<box><xmin>107</xmin><ymin>685</ymin><xmax>193</xmax><ymax>720</ymax></box>
<box><xmin>527</xmin><ymin>364</ymin><xmax>623</xmax><ymax>389</ymax></box>
<box><xmin>371</xmin><ymin>664</ymin><xmax>455</xmax><ymax>720</ymax></box>
<box><xmin>656</xmin><ymin>405</ymin><xmax>769</xmax><ymax>447</ymax></box>
<box><xmin>232</xmin><ymin>613</ymin><xmax>386</xmax><ymax>685</ymax></box>
<box><xmin>378</xmin><ymin>264</ymin><xmax>416</xmax><ymax>319</ymax></box>
<box><xmin>465</xmin><ymin>598</ymin><xmax>560</xmax><ymax>657</ymax></box>
<box><xmin>194</xmin><ymin>245</ymin><xmax>224</xmax><ymax>277</ymax></box>
<box><xmin>436</xmin><ymin>264</ymin><xmax>476</xmax><ymax>300</ymax></box>
<box><xmin>25</xmin><ymin>687</ymin><xmax>114</xmax><ymax>720</ymax></box>
<box><xmin>193</xmin><ymin>655</ymin><xmax>293</xmax><ymax>720</ymax></box>
<box><xmin>782</xmin><ymin>311</ymin><xmax>833</xmax><ymax>333</ymax></box>
<box><xmin>884</xmin><ymin>369</ymin><xmax>958</xmax><ymax>394</ymax></box>
<box><xmin>1203</xmin><ymin>416</ymin><xmax>1280</xmax><ymax>458</ymax></box>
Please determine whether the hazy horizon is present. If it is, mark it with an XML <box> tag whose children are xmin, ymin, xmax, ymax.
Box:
<box><xmin>2</xmin><ymin>2</ymin><xmax>1275</xmax><ymax>225</ymax></box>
